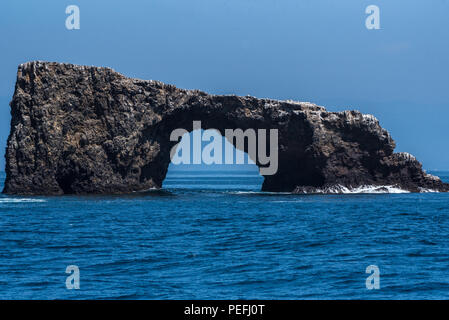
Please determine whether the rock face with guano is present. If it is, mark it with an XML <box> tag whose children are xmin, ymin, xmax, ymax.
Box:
<box><xmin>3</xmin><ymin>61</ymin><xmax>448</xmax><ymax>194</ymax></box>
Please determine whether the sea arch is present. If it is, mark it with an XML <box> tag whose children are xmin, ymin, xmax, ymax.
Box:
<box><xmin>4</xmin><ymin>61</ymin><xmax>447</xmax><ymax>195</ymax></box>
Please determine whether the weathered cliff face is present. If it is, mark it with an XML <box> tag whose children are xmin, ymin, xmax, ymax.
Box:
<box><xmin>3</xmin><ymin>61</ymin><xmax>448</xmax><ymax>195</ymax></box>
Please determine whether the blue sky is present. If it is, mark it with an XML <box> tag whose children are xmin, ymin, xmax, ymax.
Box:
<box><xmin>1</xmin><ymin>0</ymin><xmax>448</xmax><ymax>170</ymax></box>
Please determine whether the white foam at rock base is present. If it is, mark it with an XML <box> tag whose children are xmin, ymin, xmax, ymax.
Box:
<box><xmin>418</xmin><ymin>187</ymin><xmax>440</xmax><ymax>193</ymax></box>
<box><xmin>295</xmin><ymin>185</ymin><xmax>411</xmax><ymax>194</ymax></box>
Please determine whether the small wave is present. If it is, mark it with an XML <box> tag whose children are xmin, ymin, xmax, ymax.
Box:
<box><xmin>418</xmin><ymin>187</ymin><xmax>440</xmax><ymax>193</ymax></box>
<box><xmin>228</xmin><ymin>186</ymin><xmax>412</xmax><ymax>195</ymax></box>
<box><xmin>295</xmin><ymin>185</ymin><xmax>411</xmax><ymax>194</ymax></box>
<box><xmin>341</xmin><ymin>185</ymin><xmax>410</xmax><ymax>194</ymax></box>
<box><xmin>228</xmin><ymin>191</ymin><xmax>292</xmax><ymax>195</ymax></box>
<box><xmin>133</xmin><ymin>187</ymin><xmax>160</xmax><ymax>192</ymax></box>
<box><xmin>228</xmin><ymin>191</ymin><xmax>259</xmax><ymax>194</ymax></box>
<box><xmin>0</xmin><ymin>198</ymin><xmax>47</xmax><ymax>203</ymax></box>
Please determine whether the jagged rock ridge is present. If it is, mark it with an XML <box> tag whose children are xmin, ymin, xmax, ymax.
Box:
<box><xmin>3</xmin><ymin>61</ymin><xmax>448</xmax><ymax>194</ymax></box>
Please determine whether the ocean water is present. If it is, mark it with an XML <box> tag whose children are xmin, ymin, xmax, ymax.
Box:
<box><xmin>1</xmin><ymin>170</ymin><xmax>449</xmax><ymax>300</ymax></box>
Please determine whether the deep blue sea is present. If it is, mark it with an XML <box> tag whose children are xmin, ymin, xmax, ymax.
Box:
<box><xmin>1</xmin><ymin>170</ymin><xmax>449</xmax><ymax>299</ymax></box>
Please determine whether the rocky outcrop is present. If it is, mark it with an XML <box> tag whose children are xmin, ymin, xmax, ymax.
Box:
<box><xmin>3</xmin><ymin>61</ymin><xmax>448</xmax><ymax>195</ymax></box>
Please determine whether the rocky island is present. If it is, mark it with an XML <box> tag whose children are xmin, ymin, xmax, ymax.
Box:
<box><xmin>3</xmin><ymin>61</ymin><xmax>448</xmax><ymax>195</ymax></box>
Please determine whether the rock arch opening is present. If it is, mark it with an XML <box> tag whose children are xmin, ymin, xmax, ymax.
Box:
<box><xmin>163</xmin><ymin>129</ymin><xmax>263</xmax><ymax>191</ymax></box>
